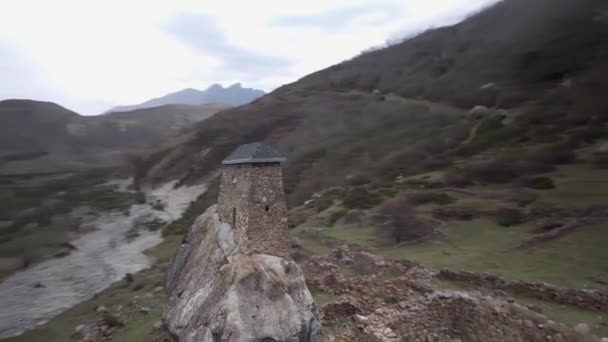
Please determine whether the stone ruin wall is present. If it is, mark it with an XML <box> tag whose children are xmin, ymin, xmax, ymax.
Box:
<box><xmin>218</xmin><ymin>163</ymin><xmax>290</xmax><ymax>258</ymax></box>
<box><xmin>218</xmin><ymin>164</ymin><xmax>251</xmax><ymax>250</ymax></box>
<box><xmin>438</xmin><ymin>269</ymin><xmax>608</xmax><ymax>313</ymax></box>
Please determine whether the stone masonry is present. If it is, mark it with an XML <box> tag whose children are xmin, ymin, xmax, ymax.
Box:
<box><xmin>217</xmin><ymin>145</ymin><xmax>291</xmax><ymax>258</ymax></box>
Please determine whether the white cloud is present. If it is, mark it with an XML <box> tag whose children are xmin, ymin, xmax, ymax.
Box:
<box><xmin>0</xmin><ymin>0</ymin><xmax>499</xmax><ymax>114</ymax></box>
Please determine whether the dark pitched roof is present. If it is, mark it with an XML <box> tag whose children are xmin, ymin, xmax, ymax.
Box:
<box><xmin>222</xmin><ymin>142</ymin><xmax>286</xmax><ymax>165</ymax></box>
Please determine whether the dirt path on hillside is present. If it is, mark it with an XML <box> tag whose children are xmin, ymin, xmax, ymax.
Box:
<box><xmin>0</xmin><ymin>181</ymin><xmax>206</xmax><ymax>338</ymax></box>
<box><xmin>461</xmin><ymin>119</ymin><xmax>483</xmax><ymax>145</ymax></box>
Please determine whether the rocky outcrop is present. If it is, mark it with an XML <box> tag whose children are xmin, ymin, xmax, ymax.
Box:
<box><xmin>351</xmin><ymin>291</ymin><xmax>574</xmax><ymax>342</ymax></box>
<box><xmin>163</xmin><ymin>205</ymin><xmax>321</xmax><ymax>342</ymax></box>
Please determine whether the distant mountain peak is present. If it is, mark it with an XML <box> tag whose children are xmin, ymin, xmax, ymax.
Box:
<box><xmin>108</xmin><ymin>83</ymin><xmax>265</xmax><ymax>113</ymax></box>
<box><xmin>206</xmin><ymin>83</ymin><xmax>224</xmax><ymax>91</ymax></box>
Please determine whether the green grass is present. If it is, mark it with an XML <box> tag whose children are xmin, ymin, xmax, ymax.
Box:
<box><xmin>299</xmin><ymin>219</ymin><xmax>608</xmax><ymax>289</ymax></box>
<box><xmin>385</xmin><ymin>220</ymin><xmax>608</xmax><ymax>288</ymax></box>
<box><xmin>380</xmin><ymin>219</ymin><xmax>528</xmax><ymax>269</ymax></box>
<box><xmin>297</xmin><ymin>235</ymin><xmax>332</xmax><ymax>255</ymax></box>
<box><xmin>313</xmin><ymin>293</ymin><xmax>339</xmax><ymax>305</ymax></box>
<box><xmin>325</xmin><ymin>225</ymin><xmax>388</xmax><ymax>249</ymax></box>
<box><xmin>111</xmin><ymin>306</ymin><xmax>163</xmax><ymax>342</ymax></box>
<box><xmin>515</xmin><ymin>296</ymin><xmax>608</xmax><ymax>337</ymax></box>
<box><xmin>539</xmin><ymin>164</ymin><xmax>608</xmax><ymax>208</ymax></box>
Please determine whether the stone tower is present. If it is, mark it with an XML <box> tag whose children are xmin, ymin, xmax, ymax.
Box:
<box><xmin>217</xmin><ymin>142</ymin><xmax>290</xmax><ymax>258</ymax></box>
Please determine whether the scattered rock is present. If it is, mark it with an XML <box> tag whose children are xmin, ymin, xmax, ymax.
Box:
<box><xmin>140</xmin><ymin>306</ymin><xmax>151</xmax><ymax>314</ymax></box>
<box><xmin>101</xmin><ymin>312</ymin><xmax>123</xmax><ymax>328</ymax></box>
<box><xmin>71</xmin><ymin>322</ymin><xmax>100</xmax><ymax>342</ymax></box>
<box><xmin>74</xmin><ymin>324</ymin><xmax>85</xmax><ymax>334</ymax></box>
<box><xmin>290</xmin><ymin>236</ymin><xmax>303</xmax><ymax>248</ymax></box>
<box><xmin>574</xmin><ymin>323</ymin><xmax>590</xmax><ymax>335</ymax></box>
<box><xmin>480</xmin><ymin>82</ymin><xmax>496</xmax><ymax>90</ymax></box>
<box><xmin>153</xmin><ymin>286</ymin><xmax>163</xmax><ymax>293</ymax></box>
<box><xmin>354</xmin><ymin>314</ymin><xmax>368</xmax><ymax>323</ymax></box>
<box><xmin>469</xmin><ymin>105</ymin><xmax>490</xmax><ymax>119</ymax></box>
<box><xmin>96</xmin><ymin>306</ymin><xmax>108</xmax><ymax>313</ymax></box>
<box><xmin>153</xmin><ymin>321</ymin><xmax>162</xmax><ymax>330</ymax></box>
<box><xmin>352</xmin><ymin>251</ymin><xmax>385</xmax><ymax>275</ymax></box>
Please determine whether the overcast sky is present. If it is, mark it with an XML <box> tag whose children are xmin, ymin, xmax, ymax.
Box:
<box><xmin>0</xmin><ymin>0</ymin><xmax>498</xmax><ymax>114</ymax></box>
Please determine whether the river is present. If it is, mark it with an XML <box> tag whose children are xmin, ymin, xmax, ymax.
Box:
<box><xmin>0</xmin><ymin>181</ymin><xmax>206</xmax><ymax>338</ymax></box>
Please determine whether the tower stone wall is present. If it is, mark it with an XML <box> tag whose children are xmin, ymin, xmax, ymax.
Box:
<box><xmin>217</xmin><ymin>162</ymin><xmax>290</xmax><ymax>258</ymax></box>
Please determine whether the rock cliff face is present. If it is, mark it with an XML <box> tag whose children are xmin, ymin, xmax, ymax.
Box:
<box><xmin>163</xmin><ymin>205</ymin><xmax>321</xmax><ymax>342</ymax></box>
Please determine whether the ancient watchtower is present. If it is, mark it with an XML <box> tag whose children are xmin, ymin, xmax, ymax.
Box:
<box><xmin>217</xmin><ymin>142</ymin><xmax>290</xmax><ymax>258</ymax></box>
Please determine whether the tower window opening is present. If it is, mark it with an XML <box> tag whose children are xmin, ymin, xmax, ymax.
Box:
<box><xmin>265</xmin><ymin>205</ymin><xmax>269</xmax><ymax>212</ymax></box>
<box><xmin>232</xmin><ymin>207</ymin><xmax>236</xmax><ymax>227</ymax></box>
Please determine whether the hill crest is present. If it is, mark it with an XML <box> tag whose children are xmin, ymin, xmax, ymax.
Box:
<box><xmin>108</xmin><ymin>83</ymin><xmax>265</xmax><ymax>113</ymax></box>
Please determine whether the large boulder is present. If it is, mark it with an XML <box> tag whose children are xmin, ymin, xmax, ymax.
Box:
<box><xmin>163</xmin><ymin>205</ymin><xmax>321</xmax><ymax>342</ymax></box>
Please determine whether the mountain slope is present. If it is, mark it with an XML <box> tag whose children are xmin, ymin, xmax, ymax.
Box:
<box><xmin>296</xmin><ymin>0</ymin><xmax>608</xmax><ymax>110</ymax></box>
<box><xmin>0</xmin><ymin>100</ymin><xmax>80</xmax><ymax>157</ymax></box>
<box><xmin>136</xmin><ymin>0</ymin><xmax>608</xmax><ymax>207</ymax></box>
<box><xmin>108</xmin><ymin>83</ymin><xmax>265</xmax><ymax>113</ymax></box>
<box><xmin>0</xmin><ymin>100</ymin><xmax>228</xmax><ymax>174</ymax></box>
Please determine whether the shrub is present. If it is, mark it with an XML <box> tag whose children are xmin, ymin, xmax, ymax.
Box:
<box><xmin>530</xmin><ymin>144</ymin><xmax>575</xmax><ymax>165</ymax></box>
<box><xmin>495</xmin><ymin>208</ymin><xmax>526</xmax><ymax>227</ymax></box>
<box><xmin>510</xmin><ymin>191</ymin><xmax>540</xmax><ymax>207</ymax></box>
<box><xmin>443</xmin><ymin>170</ymin><xmax>474</xmax><ymax>187</ymax></box>
<box><xmin>314</xmin><ymin>198</ymin><xmax>333</xmax><ymax>213</ymax></box>
<box><xmin>134</xmin><ymin>192</ymin><xmax>147</xmax><ymax>204</ymax></box>
<box><xmin>453</xmin><ymin>125</ymin><xmax>525</xmax><ymax>157</ymax></box>
<box><xmin>375</xmin><ymin>149</ymin><xmax>448</xmax><ymax>182</ymax></box>
<box><xmin>464</xmin><ymin>155</ymin><xmax>555</xmax><ymax>184</ymax></box>
<box><xmin>346</xmin><ymin>174</ymin><xmax>371</xmax><ymax>186</ymax></box>
<box><xmin>378</xmin><ymin>194</ymin><xmax>436</xmax><ymax>243</ymax></box>
<box><xmin>124</xmin><ymin>273</ymin><xmax>134</xmax><ymax>283</ymax></box>
<box><xmin>102</xmin><ymin>313</ymin><xmax>123</xmax><ymax>327</ymax></box>
<box><xmin>406</xmin><ymin>191</ymin><xmax>457</xmax><ymax>205</ymax></box>
<box><xmin>515</xmin><ymin>176</ymin><xmax>556</xmax><ymax>190</ymax></box>
<box><xmin>594</xmin><ymin>152</ymin><xmax>608</xmax><ymax>169</ymax></box>
<box><xmin>432</xmin><ymin>206</ymin><xmax>476</xmax><ymax>220</ymax></box>
<box><xmin>401</xmin><ymin>178</ymin><xmax>444</xmax><ymax>189</ymax></box>
<box><xmin>132</xmin><ymin>283</ymin><xmax>144</xmax><ymax>291</ymax></box>
<box><xmin>342</xmin><ymin>188</ymin><xmax>383</xmax><ymax>209</ymax></box>
<box><xmin>327</xmin><ymin>209</ymin><xmax>348</xmax><ymax>227</ymax></box>
<box><xmin>377</xmin><ymin>187</ymin><xmax>398</xmax><ymax>198</ymax></box>
<box><xmin>476</xmin><ymin>116</ymin><xmax>504</xmax><ymax>133</ymax></box>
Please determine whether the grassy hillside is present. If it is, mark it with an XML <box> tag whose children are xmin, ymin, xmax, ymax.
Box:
<box><xmin>296</xmin><ymin>0</ymin><xmax>608</xmax><ymax>110</ymax></box>
<box><xmin>136</xmin><ymin>0</ymin><xmax>608</xmax><ymax>207</ymax></box>
<box><xmin>0</xmin><ymin>100</ymin><xmax>227</xmax><ymax>174</ymax></box>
